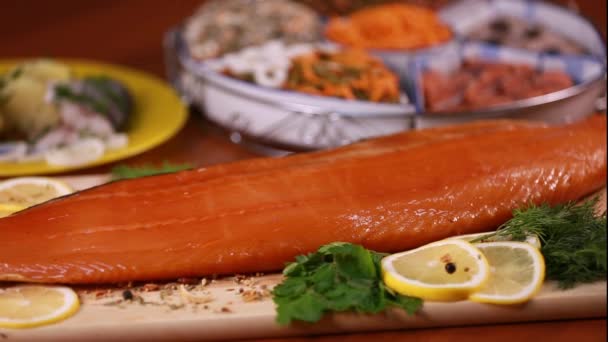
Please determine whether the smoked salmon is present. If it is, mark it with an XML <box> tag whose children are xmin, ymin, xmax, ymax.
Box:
<box><xmin>0</xmin><ymin>115</ymin><xmax>606</xmax><ymax>284</ymax></box>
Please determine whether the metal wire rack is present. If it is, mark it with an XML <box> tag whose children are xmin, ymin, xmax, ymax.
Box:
<box><xmin>163</xmin><ymin>29</ymin><xmax>416</xmax><ymax>152</ymax></box>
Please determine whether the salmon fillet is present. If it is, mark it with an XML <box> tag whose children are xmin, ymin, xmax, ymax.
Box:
<box><xmin>0</xmin><ymin>116</ymin><xmax>605</xmax><ymax>284</ymax></box>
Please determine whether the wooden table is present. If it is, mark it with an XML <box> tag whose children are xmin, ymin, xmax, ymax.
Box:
<box><xmin>1</xmin><ymin>1</ymin><xmax>606</xmax><ymax>340</ymax></box>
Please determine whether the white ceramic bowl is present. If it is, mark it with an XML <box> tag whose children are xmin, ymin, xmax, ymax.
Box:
<box><xmin>440</xmin><ymin>0</ymin><xmax>606</xmax><ymax>60</ymax></box>
<box><xmin>178</xmin><ymin>44</ymin><xmax>416</xmax><ymax>150</ymax></box>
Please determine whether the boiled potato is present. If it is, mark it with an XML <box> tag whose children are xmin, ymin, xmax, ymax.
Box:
<box><xmin>0</xmin><ymin>59</ymin><xmax>69</xmax><ymax>140</ymax></box>
<box><xmin>7</xmin><ymin>59</ymin><xmax>71</xmax><ymax>84</ymax></box>
<box><xmin>1</xmin><ymin>76</ymin><xmax>60</xmax><ymax>140</ymax></box>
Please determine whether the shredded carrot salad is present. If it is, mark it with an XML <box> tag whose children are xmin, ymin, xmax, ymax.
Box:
<box><xmin>284</xmin><ymin>49</ymin><xmax>400</xmax><ymax>103</ymax></box>
<box><xmin>325</xmin><ymin>3</ymin><xmax>452</xmax><ymax>50</ymax></box>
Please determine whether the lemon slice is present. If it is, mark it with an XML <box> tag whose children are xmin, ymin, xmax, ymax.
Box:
<box><xmin>447</xmin><ymin>232</ymin><xmax>541</xmax><ymax>249</ymax></box>
<box><xmin>469</xmin><ymin>242</ymin><xmax>545</xmax><ymax>305</ymax></box>
<box><xmin>0</xmin><ymin>286</ymin><xmax>80</xmax><ymax>329</ymax></box>
<box><xmin>0</xmin><ymin>203</ymin><xmax>27</xmax><ymax>218</ymax></box>
<box><xmin>0</xmin><ymin>177</ymin><xmax>73</xmax><ymax>209</ymax></box>
<box><xmin>382</xmin><ymin>239</ymin><xmax>490</xmax><ymax>301</ymax></box>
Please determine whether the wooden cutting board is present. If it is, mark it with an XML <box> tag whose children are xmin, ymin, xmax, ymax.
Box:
<box><xmin>2</xmin><ymin>175</ymin><xmax>606</xmax><ymax>341</ymax></box>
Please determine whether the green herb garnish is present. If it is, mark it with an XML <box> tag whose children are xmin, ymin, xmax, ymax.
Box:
<box><xmin>352</xmin><ymin>88</ymin><xmax>370</xmax><ymax>100</ymax></box>
<box><xmin>111</xmin><ymin>161</ymin><xmax>192</xmax><ymax>180</ymax></box>
<box><xmin>343</xmin><ymin>67</ymin><xmax>362</xmax><ymax>79</ymax></box>
<box><xmin>287</xmin><ymin>63</ymin><xmax>303</xmax><ymax>86</ymax></box>
<box><xmin>474</xmin><ymin>197</ymin><xmax>607</xmax><ymax>288</ymax></box>
<box><xmin>54</xmin><ymin>84</ymin><xmax>111</xmax><ymax>116</ymax></box>
<box><xmin>8</xmin><ymin>67</ymin><xmax>23</xmax><ymax>80</ymax></box>
<box><xmin>312</xmin><ymin>64</ymin><xmax>341</xmax><ymax>84</ymax></box>
<box><xmin>272</xmin><ymin>242</ymin><xmax>422</xmax><ymax>325</ymax></box>
<box><xmin>53</xmin><ymin>77</ymin><xmax>132</xmax><ymax>121</ymax></box>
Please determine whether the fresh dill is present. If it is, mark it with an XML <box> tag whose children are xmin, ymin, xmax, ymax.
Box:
<box><xmin>475</xmin><ymin>197</ymin><xmax>607</xmax><ymax>288</ymax></box>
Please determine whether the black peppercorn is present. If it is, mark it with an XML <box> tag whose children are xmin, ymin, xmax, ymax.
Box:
<box><xmin>122</xmin><ymin>289</ymin><xmax>134</xmax><ymax>300</ymax></box>
<box><xmin>445</xmin><ymin>262</ymin><xmax>457</xmax><ymax>274</ymax></box>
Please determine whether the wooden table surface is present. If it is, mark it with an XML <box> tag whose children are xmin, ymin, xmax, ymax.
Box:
<box><xmin>1</xmin><ymin>1</ymin><xmax>606</xmax><ymax>341</ymax></box>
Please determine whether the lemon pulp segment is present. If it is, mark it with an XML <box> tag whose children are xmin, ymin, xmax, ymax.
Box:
<box><xmin>382</xmin><ymin>240</ymin><xmax>489</xmax><ymax>301</ymax></box>
<box><xmin>469</xmin><ymin>242</ymin><xmax>545</xmax><ymax>304</ymax></box>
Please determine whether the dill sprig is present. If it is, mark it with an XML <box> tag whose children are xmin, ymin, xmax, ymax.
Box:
<box><xmin>477</xmin><ymin>197</ymin><xmax>607</xmax><ymax>288</ymax></box>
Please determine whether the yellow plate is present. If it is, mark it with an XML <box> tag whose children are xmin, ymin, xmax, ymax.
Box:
<box><xmin>0</xmin><ymin>59</ymin><xmax>188</xmax><ymax>177</ymax></box>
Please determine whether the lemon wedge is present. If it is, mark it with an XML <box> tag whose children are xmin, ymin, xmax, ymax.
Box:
<box><xmin>0</xmin><ymin>203</ymin><xmax>27</xmax><ymax>218</ymax></box>
<box><xmin>382</xmin><ymin>239</ymin><xmax>490</xmax><ymax>301</ymax></box>
<box><xmin>447</xmin><ymin>232</ymin><xmax>541</xmax><ymax>249</ymax></box>
<box><xmin>469</xmin><ymin>242</ymin><xmax>545</xmax><ymax>305</ymax></box>
<box><xmin>0</xmin><ymin>286</ymin><xmax>80</xmax><ymax>329</ymax></box>
<box><xmin>0</xmin><ymin>177</ymin><xmax>73</xmax><ymax>210</ymax></box>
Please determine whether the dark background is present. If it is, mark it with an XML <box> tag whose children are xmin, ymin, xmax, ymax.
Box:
<box><xmin>0</xmin><ymin>0</ymin><xmax>605</xmax><ymax>79</ymax></box>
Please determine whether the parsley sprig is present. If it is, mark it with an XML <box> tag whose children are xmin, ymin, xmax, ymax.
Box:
<box><xmin>272</xmin><ymin>242</ymin><xmax>422</xmax><ymax>325</ymax></box>
<box><xmin>111</xmin><ymin>161</ymin><xmax>192</xmax><ymax>180</ymax></box>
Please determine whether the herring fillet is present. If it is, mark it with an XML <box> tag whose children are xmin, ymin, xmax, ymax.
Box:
<box><xmin>0</xmin><ymin>116</ymin><xmax>605</xmax><ymax>284</ymax></box>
